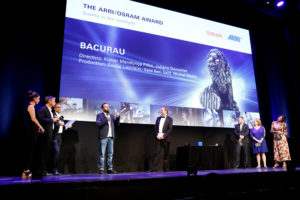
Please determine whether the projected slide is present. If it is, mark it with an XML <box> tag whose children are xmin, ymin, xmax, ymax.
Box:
<box><xmin>59</xmin><ymin>0</ymin><xmax>260</xmax><ymax>128</ymax></box>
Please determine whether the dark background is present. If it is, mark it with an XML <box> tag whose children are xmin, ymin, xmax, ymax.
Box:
<box><xmin>0</xmin><ymin>0</ymin><xmax>299</xmax><ymax>175</ymax></box>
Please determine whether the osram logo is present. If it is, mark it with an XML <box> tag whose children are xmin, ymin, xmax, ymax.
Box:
<box><xmin>206</xmin><ymin>30</ymin><xmax>223</xmax><ymax>38</ymax></box>
<box><xmin>228</xmin><ymin>35</ymin><xmax>241</xmax><ymax>42</ymax></box>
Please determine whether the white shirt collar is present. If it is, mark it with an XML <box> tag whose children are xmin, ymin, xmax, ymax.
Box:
<box><xmin>46</xmin><ymin>105</ymin><xmax>53</xmax><ymax>117</ymax></box>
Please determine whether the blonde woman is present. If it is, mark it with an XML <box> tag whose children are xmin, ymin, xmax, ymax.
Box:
<box><xmin>250</xmin><ymin>119</ymin><xmax>268</xmax><ymax>168</ymax></box>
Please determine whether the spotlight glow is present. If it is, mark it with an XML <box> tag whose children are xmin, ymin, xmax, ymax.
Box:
<box><xmin>276</xmin><ymin>1</ymin><xmax>285</xmax><ymax>7</ymax></box>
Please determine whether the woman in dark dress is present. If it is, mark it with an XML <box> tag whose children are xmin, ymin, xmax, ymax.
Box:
<box><xmin>250</xmin><ymin>119</ymin><xmax>268</xmax><ymax>168</ymax></box>
<box><xmin>22</xmin><ymin>91</ymin><xmax>44</xmax><ymax>178</ymax></box>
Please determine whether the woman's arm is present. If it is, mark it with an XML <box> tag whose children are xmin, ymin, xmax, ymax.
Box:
<box><xmin>28</xmin><ymin>105</ymin><xmax>44</xmax><ymax>133</ymax></box>
<box><xmin>270</xmin><ymin>122</ymin><xmax>276</xmax><ymax>133</ymax></box>
<box><xmin>250</xmin><ymin>129</ymin><xmax>260</xmax><ymax>142</ymax></box>
<box><xmin>270</xmin><ymin>122</ymin><xmax>281</xmax><ymax>134</ymax></box>
<box><xmin>283</xmin><ymin>123</ymin><xmax>288</xmax><ymax>136</ymax></box>
<box><xmin>252</xmin><ymin>136</ymin><xmax>261</xmax><ymax>143</ymax></box>
<box><xmin>259</xmin><ymin>127</ymin><xmax>266</xmax><ymax>143</ymax></box>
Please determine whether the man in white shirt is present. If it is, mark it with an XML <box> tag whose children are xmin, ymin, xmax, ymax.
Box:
<box><xmin>234</xmin><ymin>116</ymin><xmax>250</xmax><ymax>169</ymax></box>
<box><xmin>51</xmin><ymin>102</ymin><xmax>72</xmax><ymax>175</ymax></box>
<box><xmin>149</xmin><ymin>107</ymin><xmax>173</xmax><ymax>172</ymax></box>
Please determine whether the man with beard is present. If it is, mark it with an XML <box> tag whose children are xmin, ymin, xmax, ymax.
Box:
<box><xmin>96</xmin><ymin>103</ymin><xmax>120</xmax><ymax>174</ymax></box>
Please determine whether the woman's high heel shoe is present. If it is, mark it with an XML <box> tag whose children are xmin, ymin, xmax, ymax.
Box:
<box><xmin>22</xmin><ymin>170</ymin><xmax>32</xmax><ymax>179</ymax></box>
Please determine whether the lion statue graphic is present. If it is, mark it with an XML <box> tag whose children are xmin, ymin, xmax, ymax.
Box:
<box><xmin>200</xmin><ymin>49</ymin><xmax>239</xmax><ymax>111</ymax></box>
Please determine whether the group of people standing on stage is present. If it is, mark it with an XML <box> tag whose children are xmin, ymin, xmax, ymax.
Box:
<box><xmin>96</xmin><ymin>103</ymin><xmax>173</xmax><ymax>174</ymax></box>
<box><xmin>234</xmin><ymin>115</ymin><xmax>291</xmax><ymax>169</ymax></box>
<box><xmin>24</xmin><ymin>90</ymin><xmax>291</xmax><ymax>178</ymax></box>
<box><xmin>23</xmin><ymin>91</ymin><xmax>71</xmax><ymax>179</ymax></box>
<box><xmin>23</xmin><ymin>91</ymin><xmax>173</xmax><ymax>178</ymax></box>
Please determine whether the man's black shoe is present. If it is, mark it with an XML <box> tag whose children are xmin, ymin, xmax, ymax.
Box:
<box><xmin>53</xmin><ymin>170</ymin><xmax>61</xmax><ymax>176</ymax></box>
<box><xmin>107</xmin><ymin>169</ymin><xmax>117</xmax><ymax>174</ymax></box>
<box><xmin>32</xmin><ymin>173</ymin><xmax>43</xmax><ymax>180</ymax></box>
<box><xmin>43</xmin><ymin>171</ymin><xmax>53</xmax><ymax>176</ymax></box>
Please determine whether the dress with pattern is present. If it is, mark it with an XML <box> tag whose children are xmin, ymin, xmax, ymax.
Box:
<box><xmin>271</xmin><ymin>121</ymin><xmax>291</xmax><ymax>162</ymax></box>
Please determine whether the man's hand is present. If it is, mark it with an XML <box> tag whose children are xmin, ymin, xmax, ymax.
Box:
<box><xmin>158</xmin><ymin>135</ymin><xmax>164</xmax><ymax>140</ymax></box>
<box><xmin>53</xmin><ymin>117</ymin><xmax>59</xmax><ymax>123</ymax></box>
<box><xmin>240</xmin><ymin>135</ymin><xmax>244</xmax><ymax>140</ymax></box>
<box><xmin>68</xmin><ymin>125</ymin><xmax>72</xmax><ymax>129</ymax></box>
<box><xmin>157</xmin><ymin>133</ymin><xmax>164</xmax><ymax>140</ymax></box>
<box><xmin>59</xmin><ymin>121</ymin><xmax>65</xmax><ymax>126</ymax></box>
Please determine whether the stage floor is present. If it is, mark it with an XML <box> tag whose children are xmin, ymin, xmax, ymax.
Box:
<box><xmin>1</xmin><ymin>167</ymin><xmax>299</xmax><ymax>186</ymax></box>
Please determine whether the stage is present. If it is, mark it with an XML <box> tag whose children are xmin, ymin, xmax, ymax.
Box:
<box><xmin>0</xmin><ymin>168</ymin><xmax>299</xmax><ymax>199</ymax></box>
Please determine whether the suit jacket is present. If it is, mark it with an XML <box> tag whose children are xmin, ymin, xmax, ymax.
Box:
<box><xmin>154</xmin><ymin>116</ymin><xmax>173</xmax><ymax>140</ymax></box>
<box><xmin>234</xmin><ymin>123</ymin><xmax>250</xmax><ymax>143</ymax></box>
<box><xmin>39</xmin><ymin>105</ymin><xmax>55</xmax><ymax>134</ymax></box>
<box><xmin>96</xmin><ymin>112</ymin><xmax>120</xmax><ymax>139</ymax></box>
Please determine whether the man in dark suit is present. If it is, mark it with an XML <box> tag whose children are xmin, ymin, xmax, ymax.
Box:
<box><xmin>38</xmin><ymin>96</ymin><xmax>59</xmax><ymax>176</ymax></box>
<box><xmin>234</xmin><ymin>116</ymin><xmax>250</xmax><ymax>169</ymax></box>
<box><xmin>96</xmin><ymin>103</ymin><xmax>120</xmax><ymax>174</ymax></box>
<box><xmin>149</xmin><ymin>107</ymin><xmax>173</xmax><ymax>172</ymax></box>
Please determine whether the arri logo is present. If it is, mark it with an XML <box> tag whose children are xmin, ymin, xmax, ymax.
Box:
<box><xmin>228</xmin><ymin>35</ymin><xmax>241</xmax><ymax>42</ymax></box>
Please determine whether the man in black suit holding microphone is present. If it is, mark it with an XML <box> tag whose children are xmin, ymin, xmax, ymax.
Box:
<box><xmin>149</xmin><ymin>107</ymin><xmax>173</xmax><ymax>172</ymax></box>
<box><xmin>51</xmin><ymin>102</ymin><xmax>73</xmax><ymax>175</ymax></box>
<box><xmin>96</xmin><ymin>103</ymin><xmax>120</xmax><ymax>174</ymax></box>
